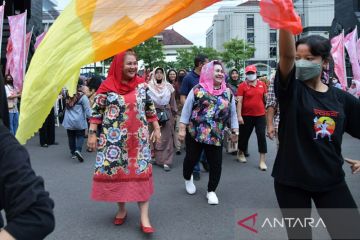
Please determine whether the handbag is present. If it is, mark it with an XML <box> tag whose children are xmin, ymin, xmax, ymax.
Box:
<box><xmin>7</xmin><ymin>101</ymin><xmax>15</xmax><ymax>109</ymax></box>
<box><xmin>156</xmin><ymin>108</ymin><xmax>169</xmax><ymax>126</ymax></box>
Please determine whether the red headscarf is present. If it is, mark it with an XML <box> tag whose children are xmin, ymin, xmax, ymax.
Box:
<box><xmin>97</xmin><ymin>51</ymin><xmax>144</xmax><ymax>95</ymax></box>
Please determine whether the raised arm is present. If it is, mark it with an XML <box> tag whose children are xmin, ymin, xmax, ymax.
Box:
<box><xmin>279</xmin><ymin>29</ymin><xmax>296</xmax><ymax>85</ymax></box>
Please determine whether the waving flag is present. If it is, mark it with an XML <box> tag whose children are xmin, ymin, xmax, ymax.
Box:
<box><xmin>344</xmin><ymin>26</ymin><xmax>360</xmax><ymax>80</ymax></box>
<box><xmin>331</xmin><ymin>32</ymin><xmax>347</xmax><ymax>89</ymax></box>
<box><xmin>34</xmin><ymin>31</ymin><xmax>46</xmax><ymax>49</ymax></box>
<box><xmin>259</xmin><ymin>0</ymin><xmax>303</xmax><ymax>35</ymax></box>
<box><xmin>5</xmin><ymin>37</ymin><xmax>13</xmax><ymax>75</ymax></box>
<box><xmin>8</xmin><ymin>11</ymin><xmax>27</xmax><ymax>92</ymax></box>
<box><xmin>16</xmin><ymin>0</ymin><xmax>219</xmax><ymax>144</ymax></box>
<box><xmin>357</xmin><ymin>38</ymin><xmax>360</xmax><ymax>65</ymax></box>
<box><xmin>0</xmin><ymin>3</ymin><xmax>5</xmax><ymax>57</ymax></box>
<box><xmin>25</xmin><ymin>29</ymin><xmax>33</xmax><ymax>65</ymax></box>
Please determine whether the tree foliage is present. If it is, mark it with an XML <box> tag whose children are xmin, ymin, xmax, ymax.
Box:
<box><xmin>176</xmin><ymin>46</ymin><xmax>220</xmax><ymax>70</ymax></box>
<box><xmin>134</xmin><ymin>38</ymin><xmax>165</xmax><ymax>69</ymax></box>
<box><xmin>222</xmin><ymin>38</ymin><xmax>255</xmax><ymax>70</ymax></box>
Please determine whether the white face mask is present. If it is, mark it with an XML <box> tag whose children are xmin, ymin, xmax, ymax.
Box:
<box><xmin>246</xmin><ymin>74</ymin><xmax>257</xmax><ymax>81</ymax></box>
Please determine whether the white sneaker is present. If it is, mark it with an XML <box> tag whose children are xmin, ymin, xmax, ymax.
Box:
<box><xmin>237</xmin><ymin>151</ymin><xmax>247</xmax><ymax>163</ymax></box>
<box><xmin>185</xmin><ymin>175</ymin><xmax>196</xmax><ymax>195</ymax></box>
<box><xmin>259</xmin><ymin>161</ymin><xmax>268</xmax><ymax>171</ymax></box>
<box><xmin>206</xmin><ymin>191</ymin><xmax>219</xmax><ymax>205</ymax></box>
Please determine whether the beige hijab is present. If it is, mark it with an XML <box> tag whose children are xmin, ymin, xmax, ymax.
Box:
<box><xmin>148</xmin><ymin>67</ymin><xmax>174</xmax><ymax>106</ymax></box>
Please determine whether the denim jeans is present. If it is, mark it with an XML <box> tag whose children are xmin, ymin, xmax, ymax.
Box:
<box><xmin>66</xmin><ymin>129</ymin><xmax>85</xmax><ymax>155</ymax></box>
<box><xmin>9</xmin><ymin>112</ymin><xmax>19</xmax><ymax>135</ymax></box>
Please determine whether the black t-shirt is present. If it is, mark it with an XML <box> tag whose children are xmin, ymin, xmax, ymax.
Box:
<box><xmin>0</xmin><ymin>122</ymin><xmax>55</xmax><ymax>239</ymax></box>
<box><xmin>272</xmin><ymin>67</ymin><xmax>360</xmax><ymax>192</ymax></box>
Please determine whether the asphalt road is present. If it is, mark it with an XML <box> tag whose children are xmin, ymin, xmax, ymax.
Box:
<box><xmin>24</xmin><ymin>127</ymin><xmax>360</xmax><ymax>240</ymax></box>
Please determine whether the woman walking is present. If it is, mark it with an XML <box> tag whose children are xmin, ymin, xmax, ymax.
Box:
<box><xmin>179</xmin><ymin>60</ymin><xmax>238</xmax><ymax>205</ymax></box>
<box><xmin>148</xmin><ymin>67</ymin><xmax>177</xmax><ymax>171</ymax></box>
<box><xmin>62</xmin><ymin>80</ymin><xmax>92</xmax><ymax>162</ymax></box>
<box><xmin>87</xmin><ymin>50</ymin><xmax>161</xmax><ymax>234</ymax></box>
<box><xmin>236</xmin><ymin>65</ymin><xmax>268</xmax><ymax>170</ymax></box>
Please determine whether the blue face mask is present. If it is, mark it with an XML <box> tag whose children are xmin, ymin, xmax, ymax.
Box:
<box><xmin>295</xmin><ymin>59</ymin><xmax>322</xmax><ymax>81</ymax></box>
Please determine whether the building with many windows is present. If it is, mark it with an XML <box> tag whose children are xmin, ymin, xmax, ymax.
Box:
<box><xmin>293</xmin><ymin>0</ymin><xmax>334</xmax><ymax>38</ymax></box>
<box><xmin>206</xmin><ymin>0</ymin><xmax>277</xmax><ymax>71</ymax></box>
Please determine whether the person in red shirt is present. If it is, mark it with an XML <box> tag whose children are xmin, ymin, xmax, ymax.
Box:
<box><xmin>236</xmin><ymin>65</ymin><xmax>268</xmax><ymax>170</ymax></box>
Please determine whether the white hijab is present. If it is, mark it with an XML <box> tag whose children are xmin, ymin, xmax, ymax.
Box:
<box><xmin>148</xmin><ymin>67</ymin><xmax>174</xmax><ymax>106</ymax></box>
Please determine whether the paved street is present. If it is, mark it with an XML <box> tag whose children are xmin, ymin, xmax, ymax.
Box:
<box><xmin>25</xmin><ymin>127</ymin><xmax>359</xmax><ymax>240</ymax></box>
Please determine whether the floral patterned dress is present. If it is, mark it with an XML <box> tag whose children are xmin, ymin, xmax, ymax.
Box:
<box><xmin>91</xmin><ymin>83</ymin><xmax>157</xmax><ymax>202</ymax></box>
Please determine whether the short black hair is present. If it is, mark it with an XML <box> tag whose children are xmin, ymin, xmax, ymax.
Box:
<box><xmin>87</xmin><ymin>76</ymin><xmax>102</xmax><ymax>91</ymax></box>
<box><xmin>296</xmin><ymin>35</ymin><xmax>331</xmax><ymax>61</ymax></box>
<box><xmin>194</xmin><ymin>54</ymin><xmax>208</xmax><ymax>68</ymax></box>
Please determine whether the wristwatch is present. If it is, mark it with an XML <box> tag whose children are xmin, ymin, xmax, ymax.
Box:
<box><xmin>88</xmin><ymin>129</ymin><xmax>97</xmax><ymax>135</ymax></box>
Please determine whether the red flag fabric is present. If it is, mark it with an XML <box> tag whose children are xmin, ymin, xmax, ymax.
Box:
<box><xmin>25</xmin><ymin>31</ymin><xmax>32</xmax><ymax>65</ymax></box>
<box><xmin>357</xmin><ymin>38</ymin><xmax>360</xmax><ymax>67</ymax></box>
<box><xmin>0</xmin><ymin>4</ymin><xmax>5</xmax><ymax>57</ymax></box>
<box><xmin>8</xmin><ymin>11</ymin><xmax>27</xmax><ymax>92</ymax></box>
<box><xmin>259</xmin><ymin>0</ymin><xmax>303</xmax><ymax>35</ymax></box>
<box><xmin>34</xmin><ymin>31</ymin><xmax>46</xmax><ymax>49</ymax></box>
<box><xmin>5</xmin><ymin>37</ymin><xmax>13</xmax><ymax>75</ymax></box>
<box><xmin>344</xmin><ymin>26</ymin><xmax>360</xmax><ymax>81</ymax></box>
<box><xmin>331</xmin><ymin>32</ymin><xmax>347</xmax><ymax>89</ymax></box>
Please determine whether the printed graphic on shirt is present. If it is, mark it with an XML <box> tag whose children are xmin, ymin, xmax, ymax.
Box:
<box><xmin>313</xmin><ymin>109</ymin><xmax>338</xmax><ymax>141</ymax></box>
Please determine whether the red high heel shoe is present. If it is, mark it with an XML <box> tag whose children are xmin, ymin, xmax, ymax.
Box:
<box><xmin>140</xmin><ymin>223</ymin><xmax>155</xmax><ymax>234</ymax></box>
<box><xmin>113</xmin><ymin>213</ymin><xmax>127</xmax><ymax>225</ymax></box>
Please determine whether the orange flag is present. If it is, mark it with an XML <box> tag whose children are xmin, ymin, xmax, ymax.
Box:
<box><xmin>17</xmin><ymin>0</ymin><xmax>219</xmax><ymax>144</ymax></box>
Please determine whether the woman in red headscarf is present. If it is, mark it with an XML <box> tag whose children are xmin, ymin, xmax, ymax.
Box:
<box><xmin>87</xmin><ymin>50</ymin><xmax>161</xmax><ymax>233</ymax></box>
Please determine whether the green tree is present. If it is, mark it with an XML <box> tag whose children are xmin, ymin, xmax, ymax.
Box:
<box><xmin>222</xmin><ymin>38</ymin><xmax>255</xmax><ymax>70</ymax></box>
<box><xmin>134</xmin><ymin>38</ymin><xmax>165</xmax><ymax>69</ymax></box>
<box><xmin>175</xmin><ymin>46</ymin><xmax>220</xmax><ymax>70</ymax></box>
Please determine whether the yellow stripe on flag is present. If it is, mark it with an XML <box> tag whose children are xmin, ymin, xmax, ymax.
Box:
<box><xmin>16</xmin><ymin>0</ymin><xmax>219</xmax><ymax>144</ymax></box>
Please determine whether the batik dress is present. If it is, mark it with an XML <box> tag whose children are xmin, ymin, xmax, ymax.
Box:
<box><xmin>91</xmin><ymin>83</ymin><xmax>157</xmax><ymax>202</ymax></box>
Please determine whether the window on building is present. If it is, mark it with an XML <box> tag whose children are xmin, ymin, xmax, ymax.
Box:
<box><xmin>247</xmin><ymin>31</ymin><xmax>254</xmax><ymax>43</ymax></box>
<box><xmin>247</xmin><ymin>14</ymin><xmax>254</xmax><ymax>29</ymax></box>
<box><xmin>270</xmin><ymin>30</ymin><xmax>277</xmax><ymax>44</ymax></box>
<box><xmin>269</xmin><ymin>46</ymin><xmax>277</xmax><ymax>58</ymax></box>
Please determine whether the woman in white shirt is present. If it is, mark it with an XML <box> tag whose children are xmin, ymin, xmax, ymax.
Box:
<box><xmin>4</xmin><ymin>75</ymin><xmax>21</xmax><ymax>135</ymax></box>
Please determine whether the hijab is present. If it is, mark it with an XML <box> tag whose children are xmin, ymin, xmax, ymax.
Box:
<box><xmin>148</xmin><ymin>67</ymin><xmax>174</xmax><ymax>106</ymax></box>
<box><xmin>199</xmin><ymin>61</ymin><xmax>226</xmax><ymax>96</ymax></box>
<box><xmin>97</xmin><ymin>51</ymin><xmax>144</xmax><ymax>95</ymax></box>
<box><xmin>227</xmin><ymin>68</ymin><xmax>241</xmax><ymax>88</ymax></box>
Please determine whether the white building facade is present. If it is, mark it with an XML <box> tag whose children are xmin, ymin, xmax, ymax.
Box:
<box><xmin>206</xmin><ymin>0</ymin><xmax>278</xmax><ymax>69</ymax></box>
<box><xmin>294</xmin><ymin>0</ymin><xmax>335</xmax><ymax>38</ymax></box>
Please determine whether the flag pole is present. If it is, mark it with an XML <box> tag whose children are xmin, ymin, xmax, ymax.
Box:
<box><xmin>22</xmin><ymin>10</ymin><xmax>27</xmax><ymax>91</ymax></box>
<box><xmin>0</xmin><ymin>1</ymin><xmax>5</xmax><ymax>57</ymax></box>
<box><xmin>342</xmin><ymin>29</ymin><xmax>347</xmax><ymax>89</ymax></box>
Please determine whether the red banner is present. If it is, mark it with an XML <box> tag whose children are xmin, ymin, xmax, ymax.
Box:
<box><xmin>344</xmin><ymin>26</ymin><xmax>360</xmax><ymax>81</ymax></box>
<box><xmin>331</xmin><ymin>32</ymin><xmax>347</xmax><ymax>89</ymax></box>
<box><xmin>7</xmin><ymin>11</ymin><xmax>27</xmax><ymax>92</ymax></box>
